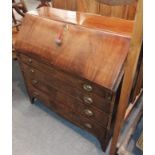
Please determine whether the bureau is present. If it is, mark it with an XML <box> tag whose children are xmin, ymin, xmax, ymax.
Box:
<box><xmin>15</xmin><ymin>7</ymin><xmax>133</xmax><ymax>151</ymax></box>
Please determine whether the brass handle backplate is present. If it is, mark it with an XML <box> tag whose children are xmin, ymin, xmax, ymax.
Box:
<box><xmin>84</xmin><ymin>123</ymin><xmax>92</xmax><ymax>129</ymax></box>
<box><xmin>83</xmin><ymin>84</ymin><xmax>93</xmax><ymax>92</ymax></box>
<box><xmin>83</xmin><ymin>96</ymin><xmax>93</xmax><ymax>105</ymax></box>
<box><xmin>83</xmin><ymin>109</ymin><xmax>94</xmax><ymax>117</ymax></box>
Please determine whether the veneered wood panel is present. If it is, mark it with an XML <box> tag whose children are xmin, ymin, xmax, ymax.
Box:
<box><xmin>19</xmin><ymin>59</ymin><xmax>114</xmax><ymax>113</ymax></box>
<box><xmin>25</xmin><ymin>81</ymin><xmax>107</xmax><ymax>139</ymax></box>
<box><xmin>19</xmin><ymin>54</ymin><xmax>113</xmax><ymax>99</ymax></box>
<box><xmin>15</xmin><ymin>12</ymin><xmax>130</xmax><ymax>90</ymax></box>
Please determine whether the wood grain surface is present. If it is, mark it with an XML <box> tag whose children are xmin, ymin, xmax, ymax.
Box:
<box><xmin>15</xmin><ymin>8</ymin><xmax>131</xmax><ymax>91</ymax></box>
<box><xmin>19</xmin><ymin>58</ymin><xmax>115</xmax><ymax>113</ymax></box>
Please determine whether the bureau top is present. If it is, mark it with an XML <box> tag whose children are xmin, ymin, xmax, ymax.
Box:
<box><xmin>15</xmin><ymin>7</ymin><xmax>132</xmax><ymax>91</ymax></box>
<box><xmin>29</xmin><ymin>7</ymin><xmax>134</xmax><ymax>37</ymax></box>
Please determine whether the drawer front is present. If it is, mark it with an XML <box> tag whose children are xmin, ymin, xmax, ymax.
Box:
<box><xmin>23</xmin><ymin>71</ymin><xmax>111</xmax><ymax>128</ymax></box>
<box><xmin>18</xmin><ymin>53</ymin><xmax>113</xmax><ymax>101</ymax></box>
<box><xmin>26</xmin><ymin>84</ymin><xmax>107</xmax><ymax>139</ymax></box>
<box><xmin>19</xmin><ymin>59</ymin><xmax>113</xmax><ymax>114</ymax></box>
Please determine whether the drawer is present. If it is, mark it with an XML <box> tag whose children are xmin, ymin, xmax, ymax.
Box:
<box><xmin>27</xmin><ymin>83</ymin><xmax>75</xmax><ymax>115</ymax></box>
<box><xmin>18</xmin><ymin>53</ymin><xmax>113</xmax><ymax>101</ymax></box>
<box><xmin>26</xmin><ymin>84</ymin><xmax>107</xmax><ymax>139</ymax></box>
<box><xmin>24</xmin><ymin>75</ymin><xmax>111</xmax><ymax>128</ymax></box>
<box><xmin>20</xmin><ymin>61</ymin><xmax>114</xmax><ymax>114</ymax></box>
<box><xmin>26</xmin><ymin>83</ymin><xmax>52</xmax><ymax>108</ymax></box>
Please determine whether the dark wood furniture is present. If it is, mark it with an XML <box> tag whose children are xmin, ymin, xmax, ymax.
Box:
<box><xmin>53</xmin><ymin>1</ymin><xmax>142</xmax><ymax>154</ymax></box>
<box><xmin>22</xmin><ymin>1</ymin><xmax>142</xmax><ymax>154</ymax></box>
<box><xmin>15</xmin><ymin>8</ymin><xmax>134</xmax><ymax>152</ymax></box>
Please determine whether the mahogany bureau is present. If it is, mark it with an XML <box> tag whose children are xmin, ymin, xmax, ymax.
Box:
<box><xmin>15</xmin><ymin>7</ymin><xmax>133</xmax><ymax>152</ymax></box>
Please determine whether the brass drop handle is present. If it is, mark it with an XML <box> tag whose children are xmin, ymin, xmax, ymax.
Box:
<box><xmin>83</xmin><ymin>84</ymin><xmax>93</xmax><ymax>92</ymax></box>
<box><xmin>83</xmin><ymin>109</ymin><xmax>94</xmax><ymax>117</ymax></box>
<box><xmin>83</xmin><ymin>96</ymin><xmax>93</xmax><ymax>105</ymax></box>
<box><xmin>32</xmin><ymin>80</ymin><xmax>38</xmax><ymax>85</ymax></box>
<box><xmin>28</xmin><ymin>58</ymin><xmax>32</xmax><ymax>63</ymax></box>
<box><xmin>84</xmin><ymin>123</ymin><xmax>92</xmax><ymax>129</ymax></box>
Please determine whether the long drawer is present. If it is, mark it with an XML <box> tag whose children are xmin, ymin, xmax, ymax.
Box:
<box><xmin>18</xmin><ymin>53</ymin><xmax>113</xmax><ymax>101</ymax></box>
<box><xmin>19</xmin><ymin>56</ymin><xmax>114</xmax><ymax>114</ymax></box>
<box><xmin>24</xmin><ymin>73</ymin><xmax>111</xmax><ymax>128</ymax></box>
<box><xmin>26</xmin><ymin>83</ymin><xmax>107</xmax><ymax>139</ymax></box>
